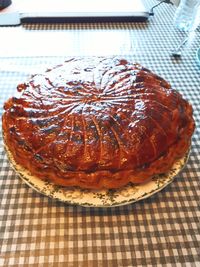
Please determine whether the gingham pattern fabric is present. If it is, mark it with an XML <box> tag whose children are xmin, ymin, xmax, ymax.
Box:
<box><xmin>0</xmin><ymin>1</ymin><xmax>200</xmax><ymax>266</ymax></box>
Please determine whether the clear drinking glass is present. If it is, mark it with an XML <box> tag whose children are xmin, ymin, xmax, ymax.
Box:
<box><xmin>174</xmin><ymin>0</ymin><xmax>200</xmax><ymax>31</ymax></box>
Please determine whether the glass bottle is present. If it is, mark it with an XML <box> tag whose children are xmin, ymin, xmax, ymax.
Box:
<box><xmin>174</xmin><ymin>0</ymin><xmax>200</xmax><ymax>31</ymax></box>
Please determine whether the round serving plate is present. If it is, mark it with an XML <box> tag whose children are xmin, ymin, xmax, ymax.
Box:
<box><xmin>5</xmin><ymin>145</ymin><xmax>189</xmax><ymax>207</ymax></box>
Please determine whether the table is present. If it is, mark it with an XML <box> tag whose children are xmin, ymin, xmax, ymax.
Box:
<box><xmin>0</xmin><ymin>1</ymin><xmax>200</xmax><ymax>266</ymax></box>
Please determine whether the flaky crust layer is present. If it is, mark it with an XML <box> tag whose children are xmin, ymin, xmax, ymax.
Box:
<box><xmin>2</xmin><ymin>57</ymin><xmax>195</xmax><ymax>189</ymax></box>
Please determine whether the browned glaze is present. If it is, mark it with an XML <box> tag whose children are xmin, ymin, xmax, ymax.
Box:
<box><xmin>2</xmin><ymin>57</ymin><xmax>195</xmax><ymax>189</ymax></box>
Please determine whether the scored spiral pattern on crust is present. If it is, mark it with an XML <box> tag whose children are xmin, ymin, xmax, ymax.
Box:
<box><xmin>2</xmin><ymin>57</ymin><xmax>195</xmax><ymax>189</ymax></box>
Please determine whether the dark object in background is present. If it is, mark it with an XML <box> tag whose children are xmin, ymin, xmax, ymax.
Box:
<box><xmin>0</xmin><ymin>0</ymin><xmax>12</xmax><ymax>9</ymax></box>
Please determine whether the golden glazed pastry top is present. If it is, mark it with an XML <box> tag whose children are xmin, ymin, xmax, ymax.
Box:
<box><xmin>2</xmin><ymin>57</ymin><xmax>195</xmax><ymax>189</ymax></box>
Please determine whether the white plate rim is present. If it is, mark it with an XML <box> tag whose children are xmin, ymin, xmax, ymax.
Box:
<box><xmin>5</xmin><ymin>144</ymin><xmax>189</xmax><ymax>208</ymax></box>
